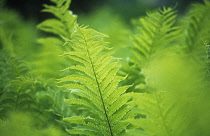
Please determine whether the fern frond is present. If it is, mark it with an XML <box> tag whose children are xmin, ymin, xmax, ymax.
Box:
<box><xmin>38</xmin><ymin>0</ymin><xmax>77</xmax><ymax>39</ymax></box>
<box><xmin>0</xmin><ymin>75</ymin><xmax>55</xmax><ymax>123</ymax></box>
<box><xmin>58</xmin><ymin>25</ymin><xmax>132</xmax><ymax>135</ymax></box>
<box><xmin>131</xmin><ymin>7</ymin><xmax>180</xmax><ymax>65</ymax></box>
<box><xmin>34</xmin><ymin>0</ymin><xmax>77</xmax><ymax>78</ymax></box>
<box><xmin>125</xmin><ymin>7</ymin><xmax>180</xmax><ymax>94</ymax></box>
<box><xmin>127</xmin><ymin>92</ymin><xmax>180</xmax><ymax>136</ymax></box>
<box><xmin>184</xmin><ymin>0</ymin><xmax>210</xmax><ymax>54</ymax></box>
<box><xmin>0</xmin><ymin>51</ymin><xmax>29</xmax><ymax>94</ymax></box>
<box><xmin>182</xmin><ymin>0</ymin><xmax>210</xmax><ymax>79</ymax></box>
<box><xmin>119</xmin><ymin>60</ymin><xmax>146</xmax><ymax>93</ymax></box>
<box><xmin>0</xmin><ymin>76</ymin><xmax>39</xmax><ymax>111</ymax></box>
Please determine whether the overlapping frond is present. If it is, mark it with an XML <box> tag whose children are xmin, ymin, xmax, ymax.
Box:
<box><xmin>127</xmin><ymin>92</ymin><xmax>180</xmax><ymax>136</ymax></box>
<box><xmin>58</xmin><ymin>25</ymin><xmax>132</xmax><ymax>135</ymax></box>
<box><xmin>119</xmin><ymin>60</ymin><xmax>146</xmax><ymax>93</ymax></box>
<box><xmin>131</xmin><ymin>7</ymin><xmax>180</xmax><ymax>64</ymax></box>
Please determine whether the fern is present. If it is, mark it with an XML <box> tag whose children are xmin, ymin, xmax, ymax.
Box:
<box><xmin>127</xmin><ymin>2</ymin><xmax>210</xmax><ymax>136</ymax></box>
<box><xmin>183</xmin><ymin>0</ymin><xmax>210</xmax><ymax>78</ymax></box>
<box><xmin>118</xmin><ymin>60</ymin><xmax>146</xmax><ymax>93</ymax></box>
<box><xmin>0</xmin><ymin>50</ymin><xmax>29</xmax><ymax>95</ymax></box>
<box><xmin>0</xmin><ymin>74</ymin><xmax>61</xmax><ymax>128</ymax></box>
<box><xmin>126</xmin><ymin>51</ymin><xmax>205</xmax><ymax>135</ymax></box>
<box><xmin>1</xmin><ymin>0</ymin><xmax>210</xmax><ymax>135</ymax></box>
<box><xmin>131</xmin><ymin>7</ymin><xmax>181</xmax><ymax>66</ymax></box>
<box><xmin>32</xmin><ymin>0</ymin><xmax>77</xmax><ymax>78</ymax></box>
<box><xmin>128</xmin><ymin>7</ymin><xmax>182</xmax><ymax>94</ymax></box>
<box><xmin>37</xmin><ymin>0</ymin><xmax>77</xmax><ymax>40</ymax></box>
<box><xmin>184</xmin><ymin>0</ymin><xmax>210</xmax><ymax>54</ymax></box>
<box><xmin>128</xmin><ymin>91</ymin><xmax>183</xmax><ymax>136</ymax></box>
<box><xmin>58</xmin><ymin>25</ymin><xmax>132</xmax><ymax>135</ymax></box>
<box><xmin>0</xmin><ymin>9</ymin><xmax>39</xmax><ymax>58</ymax></box>
<box><xmin>1</xmin><ymin>76</ymin><xmax>37</xmax><ymax>111</ymax></box>
<box><xmin>1</xmin><ymin>76</ymin><xmax>45</xmax><ymax>113</ymax></box>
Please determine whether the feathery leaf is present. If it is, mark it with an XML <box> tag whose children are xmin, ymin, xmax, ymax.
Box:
<box><xmin>59</xmin><ymin>25</ymin><xmax>132</xmax><ymax>135</ymax></box>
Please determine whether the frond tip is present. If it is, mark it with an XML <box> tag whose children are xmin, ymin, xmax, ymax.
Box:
<box><xmin>58</xmin><ymin>25</ymin><xmax>132</xmax><ymax>135</ymax></box>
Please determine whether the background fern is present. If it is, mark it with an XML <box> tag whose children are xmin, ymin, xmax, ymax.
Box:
<box><xmin>123</xmin><ymin>7</ymin><xmax>182</xmax><ymax>93</ymax></box>
<box><xmin>0</xmin><ymin>1</ymin><xmax>72</xmax><ymax>134</ymax></box>
<box><xmin>78</xmin><ymin>8</ymin><xmax>133</xmax><ymax>60</ymax></box>
<box><xmin>182</xmin><ymin>0</ymin><xmax>210</xmax><ymax>79</ymax></box>
<box><xmin>37</xmin><ymin>0</ymin><xmax>77</xmax><ymax>40</ymax></box>
<box><xmin>126</xmin><ymin>1</ymin><xmax>210</xmax><ymax>136</ymax></box>
<box><xmin>131</xmin><ymin>7</ymin><xmax>181</xmax><ymax>66</ymax></box>
<box><xmin>30</xmin><ymin>0</ymin><xmax>77</xmax><ymax>79</ymax></box>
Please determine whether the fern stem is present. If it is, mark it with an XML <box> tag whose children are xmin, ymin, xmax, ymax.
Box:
<box><xmin>81</xmin><ymin>31</ymin><xmax>114</xmax><ymax>136</ymax></box>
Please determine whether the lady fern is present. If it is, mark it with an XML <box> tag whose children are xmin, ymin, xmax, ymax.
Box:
<box><xmin>58</xmin><ymin>25</ymin><xmax>132</xmax><ymax>135</ymax></box>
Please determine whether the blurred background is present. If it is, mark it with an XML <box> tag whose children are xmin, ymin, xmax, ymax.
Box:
<box><xmin>2</xmin><ymin>0</ymin><xmax>204</xmax><ymax>23</ymax></box>
<box><xmin>0</xmin><ymin>0</ymin><xmax>205</xmax><ymax>61</ymax></box>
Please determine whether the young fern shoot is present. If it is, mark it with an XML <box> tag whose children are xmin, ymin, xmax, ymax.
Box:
<box><xmin>58</xmin><ymin>25</ymin><xmax>132</xmax><ymax>135</ymax></box>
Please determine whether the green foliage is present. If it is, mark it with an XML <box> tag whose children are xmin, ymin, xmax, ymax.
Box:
<box><xmin>127</xmin><ymin>92</ymin><xmax>177</xmax><ymax>136</ymax></box>
<box><xmin>126</xmin><ymin>1</ymin><xmax>210</xmax><ymax>136</ymax></box>
<box><xmin>1</xmin><ymin>0</ymin><xmax>210</xmax><ymax>136</ymax></box>
<box><xmin>0</xmin><ymin>51</ymin><xmax>29</xmax><ymax>90</ymax></box>
<box><xmin>118</xmin><ymin>60</ymin><xmax>146</xmax><ymax>93</ymax></box>
<box><xmin>205</xmin><ymin>43</ymin><xmax>210</xmax><ymax>80</ymax></box>
<box><xmin>182</xmin><ymin>0</ymin><xmax>210</xmax><ymax>79</ymax></box>
<box><xmin>29</xmin><ymin>40</ymin><xmax>66</xmax><ymax>79</ymax></box>
<box><xmin>0</xmin><ymin>112</ymin><xmax>65</xmax><ymax>136</ymax></box>
<box><xmin>78</xmin><ymin>8</ymin><xmax>132</xmax><ymax>60</ymax></box>
<box><xmin>38</xmin><ymin>0</ymin><xmax>77</xmax><ymax>39</ymax></box>
<box><xmin>127</xmin><ymin>54</ymin><xmax>203</xmax><ymax>136</ymax></box>
<box><xmin>0</xmin><ymin>9</ymin><xmax>38</xmax><ymax>57</ymax></box>
<box><xmin>58</xmin><ymin>25</ymin><xmax>133</xmax><ymax>135</ymax></box>
<box><xmin>131</xmin><ymin>7</ymin><xmax>181</xmax><ymax>66</ymax></box>
<box><xmin>31</xmin><ymin>0</ymin><xmax>78</xmax><ymax>79</ymax></box>
<box><xmin>184</xmin><ymin>0</ymin><xmax>210</xmax><ymax>54</ymax></box>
